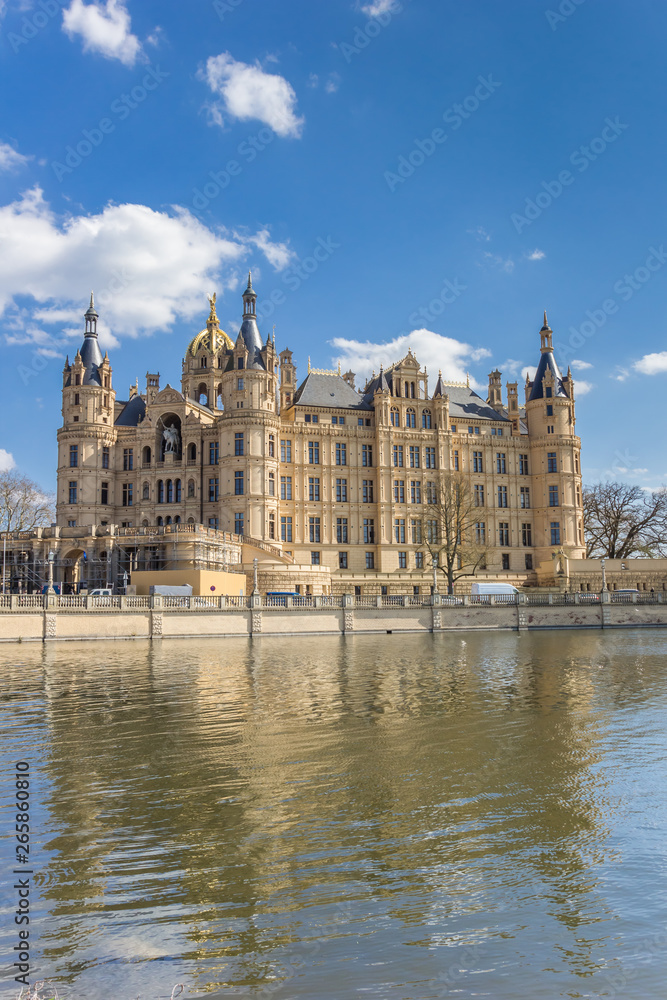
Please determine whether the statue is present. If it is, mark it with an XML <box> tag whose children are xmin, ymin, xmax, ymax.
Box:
<box><xmin>162</xmin><ymin>425</ymin><xmax>180</xmax><ymax>454</ymax></box>
<box><xmin>208</xmin><ymin>292</ymin><xmax>217</xmax><ymax>315</ymax></box>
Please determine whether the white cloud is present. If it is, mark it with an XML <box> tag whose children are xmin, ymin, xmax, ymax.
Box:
<box><xmin>522</xmin><ymin>365</ymin><xmax>537</xmax><ymax>382</ymax></box>
<box><xmin>325</xmin><ymin>72</ymin><xmax>341</xmax><ymax>94</ymax></box>
<box><xmin>469</xmin><ymin>226</ymin><xmax>491</xmax><ymax>242</ymax></box>
<box><xmin>525</xmin><ymin>249</ymin><xmax>545</xmax><ymax>261</ymax></box>
<box><xmin>500</xmin><ymin>358</ymin><xmax>525</xmax><ymax>378</ymax></box>
<box><xmin>202</xmin><ymin>52</ymin><xmax>304</xmax><ymax>138</ymax></box>
<box><xmin>634</xmin><ymin>351</ymin><xmax>667</xmax><ymax>375</ymax></box>
<box><xmin>482</xmin><ymin>251</ymin><xmax>514</xmax><ymax>273</ymax></box>
<box><xmin>0</xmin><ymin>141</ymin><xmax>29</xmax><ymax>172</ymax></box>
<box><xmin>573</xmin><ymin>379</ymin><xmax>593</xmax><ymax>396</ymax></box>
<box><xmin>0</xmin><ymin>187</ymin><xmax>293</xmax><ymax>350</ymax></box>
<box><xmin>0</xmin><ymin>449</ymin><xmax>16</xmax><ymax>472</ymax></box>
<box><xmin>331</xmin><ymin>329</ymin><xmax>490</xmax><ymax>389</ymax></box>
<box><xmin>62</xmin><ymin>0</ymin><xmax>142</xmax><ymax>67</ymax></box>
<box><xmin>361</xmin><ymin>0</ymin><xmax>396</xmax><ymax>15</ymax></box>
<box><xmin>611</xmin><ymin>366</ymin><xmax>629</xmax><ymax>382</ymax></box>
<box><xmin>571</xmin><ymin>358</ymin><xmax>593</xmax><ymax>370</ymax></box>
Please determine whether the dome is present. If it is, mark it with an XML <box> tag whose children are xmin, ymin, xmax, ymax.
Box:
<box><xmin>187</xmin><ymin>326</ymin><xmax>234</xmax><ymax>357</ymax></box>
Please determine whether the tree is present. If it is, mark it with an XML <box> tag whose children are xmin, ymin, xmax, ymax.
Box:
<box><xmin>419</xmin><ymin>473</ymin><xmax>488</xmax><ymax>594</ymax></box>
<box><xmin>0</xmin><ymin>469</ymin><xmax>54</xmax><ymax>533</ymax></box>
<box><xmin>583</xmin><ymin>481</ymin><xmax>667</xmax><ymax>558</ymax></box>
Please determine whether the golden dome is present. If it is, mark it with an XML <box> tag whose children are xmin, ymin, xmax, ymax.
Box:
<box><xmin>187</xmin><ymin>293</ymin><xmax>234</xmax><ymax>357</ymax></box>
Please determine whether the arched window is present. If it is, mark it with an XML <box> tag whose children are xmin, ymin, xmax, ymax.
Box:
<box><xmin>197</xmin><ymin>383</ymin><xmax>208</xmax><ymax>407</ymax></box>
<box><xmin>142</xmin><ymin>446</ymin><xmax>151</xmax><ymax>466</ymax></box>
<box><xmin>157</xmin><ymin>480</ymin><xmax>164</xmax><ymax>504</ymax></box>
<box><xmin>166</xmin><ymin>479</ymin><xmax>173</xmax><ymax>503</ymax></box>
<box><xmin>156</xmin><ymin>516</ymin><xmax>163</xmax><ymax>526</ymax></box>
<box><xmin>187</xmin><ymin>516</ymin><xmax>195</xmax><ymax>525</ymax></box>
<box><xmin>422</xmin><ymin>409</ymin><xmax>432</xmax><ymax>429</ymax></box>
<box><xmin>165</xmin><ymin>516</ymin><xmax>172</xmax><ymax>525</ymax></box>
<box><xmin>406</xmin><ymin>408</ymin><xmax>416</xmax><ymax>428</ymax></box>
<box><xmin>411</xmin><ymin>382</ymin><xmax>416</xmax><ymax>398</ymax></box>
<box><xmin>187</xmin><ymin>479</ymin><xmax>195</xmax><ymax>498</ymax></box>
<box><xmin>201</xmin><ymin>357</ymin><xmax>207</xmax><ymax>368</ymax></box>
<box><xmin>142</xmin><ymin>482</ymin><xmax>150</xmax><ymax>500</ymax></box>
<box><xmin>175</xmin><ymin>479</ymin><xmax>182</xmax><ymax>502</ymax></box>
<box><xmin>174</xmin><ymin>515</ymin><xmax>181</xmax><ymax>525</ymax></box>
<box><xmin>188</xmin><ymin>443</ymin><xmax>196</xmax><ymax>462</ymax></box>
<box><xmin>390</xmin><ymin>407</ymin><xmax>399</xmax><ymax>427</ymax></box>
<box><xmin>142</xmin><ymin>519</ymin><xmax>149</xmax><ymax>527</ymax></box>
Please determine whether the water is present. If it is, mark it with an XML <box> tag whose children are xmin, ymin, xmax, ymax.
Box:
<box><xmin>1</xmin><ymin>631</ymin><xmax>666</xmax><ymax>999</ymax></box>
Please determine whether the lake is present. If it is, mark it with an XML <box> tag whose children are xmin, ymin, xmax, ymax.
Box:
<box><xmin>1</xmin><ymin>630</ymin><xmax>666</xmax><ymax>999</ymax></box>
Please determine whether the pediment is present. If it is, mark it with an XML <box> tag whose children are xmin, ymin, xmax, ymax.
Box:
<box><xmin>154</xmin><ymin>385</ymin><xmax>183</xmax><ymax>405</ymax></box>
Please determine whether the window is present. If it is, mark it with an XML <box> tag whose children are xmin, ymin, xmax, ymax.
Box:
<box><xmin>75</xmin><ymin>373</ymin><xmax>80</xmax><ymax>386</ymax></box>
<box><xmin>502</xmin><ymin>554</ymin><xmax>510</xmax><ymax>570</ymax></box>
<box><xmin>426</xmin><ymin>482</ymin><xmax>437</xmax><ymax>504</ymax></box>
<box><xmin>422</xmin><ymin>410</ymin><xmax>432</xmax><ymax>429</ymax></box>
<box><xmin>309</xmin><ymin>477</ymin><xmax>320</xmax><ymax>501</ymax></box>
<box><xmin>453</xmin><ymin>450</ymin><xmax>459</xmax><ymax>471</ymax></box>
<box><xmin>235</xmin><ymin>471</ymin><xmax>244</xmax><ymax>496</ymax></box>
<box><xmin>522</xmin><ymin>523</ymin><xmax>532</xmax><ymax>547</ymax></box>
<box><xmin>474</xmin><ymin>484</ymin><xmax>485</xmax><ymax>507</ymax></box>
<box><xmin>362</xmin><ymin>444</ymin><xmax>373</xmax><ymax>467</ymax></box>
<box><xmin>142</xmin><ymin>482</ymin><xmax>149</xmax><ymax>501</ymax></box>
<box><xmin>280</xmin><ymin>476</ymin><xmax>292</xmax><ymax>500</ymax></box>
<box><xmin>74</xmin><ymin>392</ymin><xmax>80</xmax><ymax>405</ymax></box>
<box><xmin>281</xmin><ymin>516</ymin><xmax>293</xmax><ymax>542</ymax></box>
<box><xmin>575</xmin><ymin>454</ymin><xmax>580</xmax><ymax>474</ymax></box>
<box><xmin>393</xmin><ymin>445</ymin><xmax>404</xmax><ymax>467</ymax></box>
<box><xmin>305</xmin><ymin>413</ymin><xmax>319</xmax><ymax>424</ymax></box>
<box><xmin>335</xmin><ymin>443</ymin><xmax>347</xmax><ymax>466</ymax></box>
<box><xmin>157</xmin><ymin>480</ymin><xmax>164</xmax><ymax>504</ymax></box>
<box><xmin>102</xmin><ymin>446</ymin><xmax>109</xmax><ymax>469</ymax></box>
<box><xmin>410</xmin><ymin>481</ymin><xmax>421</xmax><ymax>504</ymax></box>
<box><xmin>547</xmin><ymin>425</ymin><xmax>554</xmax><ymax>434</ymax></box>
<box><xmin>309</xmin><ymin>517</ymin><xmax>321</xmax><ymax>543</ymax></box>
<box><xmin>268</xmin><ymin>435</ymin><xmax>275</xmax><ymax>457</ymax></box>
<box><xmin>101</xmin><ymin>482</ymin><xmax>109</xmax><ymax>504</ymax></box>
<box><xmin>550</xmin><ymin>522</ymin><xmax>561</xmax><ymax>545</ymax></box>
<box><xmin>546</xmin><ymin>386</ymin><xmax>552</xmax><ymax>398</ymax></box>
<box><xmin>363</xmin><ymin>519</ymin><xmax>375</xmax><ymax>544</ymax></box>
<box><xmin>499</xmin><ymin>522</ymin><xmax>510</xmax><ymax>546</ymax></box>
<box><xmin>468</xmin><ymin>426</ymin><xmax>473</xmax><ymax>435</ymax></box>
<box><xmin>122</xmin><ymin>483</ymin><xmax>133</xmax><ymax>507</ymax></box>
<box><xmin>209</xmin><ymin>442</ymin><xmax>219</xmax><ymax>465</ymax></box>
<box><xmin>187</xmin><ymin>479</ymin><xmax>195</xmax><ymax>498</ymax></box>
<box><xmin>475</xmin><ymin>427</ymin><xmax>480</xmax><ymax>435</ymax></box>
<box><xmin>281</xmin><ymin>439</ymin><xmax>292</xmax><ymax>463</ymax></box>
<box><xmin>209</xmin><ymin>477</ymin><xmax>219</xmax><ymax>502</ymax></box>
<box><xmin>547</xmin><ymin>452</ymin><xmax>558</xmax><ymax>473</ymax></box>
<box><xmin>520</xmin><ymin>487</ymin><xmax>530</xmax><ymax>508</ymax></box>
<box><xmin>390</xmin><ymin>408</ymin><xmax>399</xmax><ymax>427</ymax></box>
<box><xmin>237</xmin><ymin>357</ymin><xmax>244</xmax><ymax>370</ymax></box>
<box><xmin>337</xmin><ymin>518</ymin><xmax>349</xmax><ymax>543</ymax></box>
<box><xmin>393</xmin><ymin>479</ymin><xmax>405</xmax><ymax>504</ymax></box>
<box><xmin>268</xmin><ymin>472</ymin><xmax>275</xmax><ymax>496</ymax></box>
<box><xmin>406</xmin><ymin>409</ymin><xmax>416</xmax><ymax>428</ymax></box>
<box><xmin>67</xmin><ymin>520</ymin><xmax>76</xmax><ymax>527</ymax></box>
<box><xmin>308</xmin><ymin>441</ymin><xmax>320</xmax><ymax>465</ymax></box>
<box><xmin>362</xmin><ymin>480</ymin><xmax>374</xmax><ymax>503</ymax></box>
<box><xmin>473</xmin><ymin>451</ymin><xmax>483</xmax><ymax>473</ymax></box>
<box><xmin>546</xmin><ymin>404</ymin><xmax>553</xmax><ymax>416</ymax></box>
<box><xmin>365</xmin><ymin>552</ymin><xmax>375</xmax><ymax>569</ymax></box>
<box><xmin>339</xmin><ymin>552</ymin><xmax>348</xmax><ymax>569</ymax></box>
<box><xmin>549</xmin><ymin>485</ymin><xmax>559</xmax><ymax>507</ymax></box>
<box><xmin>237</xmin><ymin>378</ymin><xmax>244</xmax><ymax>391</ymax></box>
<box><xmin>394</xmin><ymin>518</ymin><xmax>406</xmax><ymax>543</ymax></box>
<box><xmin>411</xmin><ymin>519</ymin><xmax>422</xmax><ymax>544</ymax></box>
<box><xmin>206</xmin><ymin>516</ymin><xmax>218</xmax><ymax>530</ymax></box>
<box><xmin>525</xmin><ymin>554</ymin><xmax>533</xmax><ymax>570</ymax></box>
<box><xmin>123</xmin><ymin>448</ymin><xmax>133</xmax><ymax>471</ymax></box>
<box><xmin>69</xmin><ymin>444</ymin><xmax>78</xmax><ymax>468</ymax></box>
<box><xmin>68</xmin><ymin>481</ymin><xmax>77</xmax><ymax>504</ymax></box>
<box><xmin>235</xmin><ymin>512</ymin><xmax>244</xmax><ymax>535</ymax></box>
<box><xmin>409</xmin><ymin>445</ymin><xmax>420</xmax><ymax>468</ymax></box>
<box><xmin>496</xmin><ymin>453</ymin><xmax>506</xmax><ymax>474</ymax></box>
<box><xmin>269</xmin><ymin>512</ymin><xmax>276</xmax><ymax>539</ymax></box>
<box><xmin>519</xmin><ymin>454</ymin><xmax>529</xmax><ymax>475</ymax></box>
<box><xmin>336</xmin><ymin>478</ymin><xmax>348</xmax><ymax>502</ymax></box>
<box><xmin>235</xmin><ymin>433</ymin><xmax>244</xmax><ymax>456</ymax></box>
<box><xmin>425</xmin><ymin>447</ymin><xmax>436</xmax><ymax>469</ymax></box>
<box><xmin>166</xmin><ymin>480</ymin><xmax>174</xmax><ymax>503</ymax></box>
<box><xmin>398</xmin><ymin>552</ymin><xmax>407</xmax><ymax>569</ymax></box>
<box><xmin>416</xmin><ymin>551</ymin><xmax>424</xmax><ymax>569</ymax></box>
<box><xmin>497</xmin><ymin>486</ymin><xmax>508</xmax><ymax>508</ymax></box>
<box><xmin>475</xmin><ymin>522</ymin><xmax>486</xmax><ymax>544</ymax></box>
<box><xmin>451</xmin><ymin>425</ymin><xmax>457</xmax><ymax>433</ymax></box>
<box><xmin>426</xmin><ymin>519</ymin><xmax>438</xmax><ymax>544</ymax></box>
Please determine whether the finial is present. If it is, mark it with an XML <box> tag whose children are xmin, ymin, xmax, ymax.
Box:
<box><xmin>466</xmin><ymin>372</ymin><xmax>470</xmax><ymax>387</ymax></box>
<box><xmin>438</xmin><ymin>369</ymin><xmax>442</xmax><ymax>378</ymax></box>
<box><xmin>247</xmin><ymin>270</ymin><xmax>252</xmax><ymax>289</ymax></box>
<box><xmin>272</xmin><ymin>325</ymin><xmax>276</xmax><ymax>344</ymax></box>
<box><xmin>542</xmin><ymin>309</ymin><xmax>550</xmax><ymax>329</ymax></box>
<box><xmin>338</xmin><ymin>361</ymin><xmax>341</xmax><ymax>376</ymax></box>
<box><xmin>90</xmin><ymin>291</ymin><xmax>94</xmax><ymax>309</ymax></box>
<box><xmin>207</xmin><ymin>292</ymin><xmax>217</xmax><ymax>320</ymax></box>
<box><xmin>308</xmin><ymin>356</ymin><xmax>311</xmax><ymax>373</ymax></box>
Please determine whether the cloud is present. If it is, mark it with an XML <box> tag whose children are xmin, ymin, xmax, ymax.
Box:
<box><xmin>330</xmin><ymin>329</ymin><xmax>491</xmax><ymax>389</ymax></box>
<box><xmin>0</xmin><ymin>187</ymin><xmax>293</xmax><ymax>350</ymax></box>
<box><xmin>522</xmin><ymin>365</ymin><xmax>537</xmax><ymax>382</ymax></box>
<box><xmin>202</xmin><ymin>52</ymin><xmax>304</xmax><ymax>138</ymax></box>
<box><xmin>500</xmin><ymin>358</ymin><xmax>524</xmax><ymax>378</ymax></box>
<box><xmin>62</xmin><ymin>0</ymin><xmax>142</xmax><ymax>67</ymax></box>
<box><xmin>0</xmin><ymin>141</ymin><xmax>29</xmax><ymax>172</ymax></box>
<box><xmin>633</xmin><ymin>351</ymin><xmax>667</xmax><ymax>375</ymax></box>
<box><xmin>482</xmin><ymin>251</ymin><xmax>514</xmax><ymax>273</ymax></box>
<box><xmin>468</xmin><ymin>226</ymin><xmax>491</xmax><ymax>242</ymax></box>
<box><xmin>361</xmin><ymin>0</ymin><xmax>395</xmax><ymax>14</ymax></box>
<box><xmin>525</xmin><ymin>249</ymin><xmax>545</xmax><ymax>261</ymax></box>
<box><xmin>573</xmin><ymin>379</ymin><xmax>593</xmax><ymax>396</ymax></box>
<box><xmin>611</xmin><ymin>366</ymin><xmax>629</xmax><ymax>382</ymax></box>
<box><xmin>0</xmin><ymin>449</ymin><xmax>16</xmax><ymax>472</ymax></box>
<box><xmin>325</xmin><ymin>72</ymin><xmax>341</xmax><ymax>94</ymax></box>
<box><xmin>570</xmin><ymin>358</ymin><xmax>593</xmax><ymax>370</ymax></box>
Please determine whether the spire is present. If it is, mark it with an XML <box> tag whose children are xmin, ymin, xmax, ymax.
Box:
<box><xmin>79</xmin><ymin>293</ymin><xmax>103</xmax><ymax>385</ymax></box>
<box><xmin>542</xmin><ymin>309</ymin><xmax>549</xmax><ymax>330</ymax></box>
<box><xmin>529</xmin><ymin>311</ymin><xmax>566</xmax><ymax>401</ymax></box>
<box><xmin>433</xmin><ymin>369</ymin><xmax>446</xmax><ymax>398</ymax></box>
<box><xmin>242</xmin><ymin>271</ymin><xmax>257</xmax><ymax>318</ymax></box>
<box><xmin>539</xmin><ymin>311</ymin><xmax>553</xmax><ymax>353</ymax></box>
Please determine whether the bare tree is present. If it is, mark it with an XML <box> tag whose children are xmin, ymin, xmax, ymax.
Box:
<box><xmin>0</xmin><ymin>470</ymin><xmax>54</xmax><ymax>533</ymax></box>
<box><xmin>419</xmin><ymin>473</ymin><xmax>488</xmax><ymax>594</ymax></box>
<box><xmin>583</xmin><ymin>482</ymin><xmax>667</xmax><ymax>558</ymax></box>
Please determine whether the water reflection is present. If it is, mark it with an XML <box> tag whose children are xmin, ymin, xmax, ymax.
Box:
<box><xmin>0</xmin><ymin>631</ymin><xmax>666</xmax><ymax>998</ymax></box>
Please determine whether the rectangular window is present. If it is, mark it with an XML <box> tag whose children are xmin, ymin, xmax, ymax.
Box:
<box><xmin>393</xmin><ymin>479</ymin><xmax>405</xmax><ymax>504</ymax></box>
<box><xmin>237</xmin><ymin>377</ymin><xmax>244</xmax><ymax>391</ymax></box>
<box><xmin>549</xmin><ymin>485</ymin><xmax>559</xmax><ymax>507</ymax></box>
<box><xmin>74</xmin><ymin>392</ymin><xmax>80</xmax><ymax>405</ymax></box>
<box><xmin>475</xmin><ymin>427</ymin><xmax>480</xmax><ymax>435</ymax></box>
<box><xmin>363</xmin><ymin>519</ymin><xmax>375</xmax><ymax>544</ymax></box>
<box><xmin>394</xmin><ymin>518</ymin><xmax>406</xmax><ymax>543</ymax></box>
<box><xmin>410</xmin><ymin>481</ymin><xmax>421</xmax><ymax>504</ymax></box>
<box><xmin>281</xmin><ymin>516</ymin><xmax>293</xmax><ymax>542</ymax></box>
<box><xmin>123</xmin><ymin>448</ymin><xmax>133</xmax><ymax>471</ymax></box>
<box><xmin>547</xmin><ymin>453</ymin><xmax>558</xmax><ymax>473</ymax></box>
<box><xmin>497</xmin><ymin>485</ymin><xmax>508</xmax><ymax>508</ymax></box>
<box><xmin>409</xmin><ymin>445</ymin><xmax>420</xmax><ymax>468</ymax></box>
<box><xmin>69</xmin><ymin>444</ymin><xmax>78</xmax><ymax>468</ymax></box>
<box><xmin>235</xmin><ymin>471</ymin><xmax>244</xmax><ymax>496</ymax></box>
<box><xmin>393</xmin><ymin>445</ymin><xmax>404</xmax><ymax>468</ymax></box>
<box><xmin>362</xmin><ymin>480</ymin><xmax>374</xmax><ymax>503</ymax></box>
<box><xmin>209</xmin><ymin>477</ymin><xmax>219</xmax><ymax>502</ymax></box>
<box><xmin>415</xmin><ymin>551</ymin><xmax>424</xmax><ymax>569</ymax></box>
<box><xmin>309</xmin><ymin>517</ymin><xmax>321</xmax><ymax>543</ymax></box>
<box><xmin>210</xmin><ymin>516</ymin><xmax>220</xmax><ymax>530</ymax></box>
<box><xmin>308</xmin><ymin>441</ymin><xmax>320</xmax><ymax>465</ymax></box>
<box><xmin>525</xmin><ymin>554</ymin><xmax>533</xmax><ymax>570</ymax></box>
<box><xmin>522</xmin><ymin>523</ymin><xmax>532</xmax><ymax>547</ymax></box>
<box><xmin>411</xmin><ymin>518</ymin><xmax>422</xmax><ymax>544</ymax></box>
<box><xmin>305</xmin><ymin>414</ymin><xmax>311</xmax><ymax>422</ymax></box>
<box><xmin>339</xmin><ymin>551</ymin><xmax>348</xmax><ymax>569</ymax></box>
<box><xmin>520</xmin><ymin>486</ymin><xmax>530</xmax><ymax>508</ymax></box>
<box><xmin>453</xmin><ymin>450</ymin><xmax>459</xmax><ymax>471</ymax></box>
<box><xmin>268</xmin><ymin>472</ymin><xmax>275</xmax><ymax>496</ymax></box>
<box><xmin>234</xmin><ymin>512</ymin><xmax>244</xmax><ymax>535</ymax></box>
<box><xmin>398</xmin><ymin>551</ymin><xmax>407</xmax><ymax>569</ymax></box>
<box><xmin>473</xmin><ymin>450</ymin><xmax>483</xmax><ymax>473</ymax></box>
<box><xmin>550</xmin><ymin>522</ymin><xmax>561</xmax><ymax>545</ymax></box>
<box><xmin>209</xmin><ymin>441</ymin><xmax>219</xmax><ymax>465</ymax></box>
<box><xmin>426</xmin><ymin>482</ymin><xmax>437</xmax><ymax>504</ymax></box>
<box><xmin>362</xmin><ymin>444</ymin><xmax>373</xmax><ymax>467</ymax></box>
<box><xmin>547</xmin><ymin>425</ymin><xmax>554</xmax><ymax>434</ymax></box>
<box><xmin>309</xmin><ymin>477</ymin><xmax>320</xmax><ymax>501</ymax></box>
<box><xmin>335</xmin><ymin>442</ymin><xmax>347</xmax><ymax>466</ymax></box>
<box><xmin>268</xmin><ymin>434</ymin><xmax>275</xmax><ymax>458</ymax></box>
<box><xmin>499</xmin><ymin>522</ymin><xmax>510</xmax><ymax>546</ymax></box>
<box><xmin>496</xmin><ymin>453</ymin><xmax>506</xmax><ymax>474</ymax></box>
<box><xmin>475</xmin><ymin>521</ymin><xmax>486</xmax><ymax>545</ymax></box>
<box><xmin>426</xmin><ymin>519</ymin><xmax>438</xmax><ymax>544</ymax></box>
<box><xmin>281</xmin><ymin>440</ymin><xmax>292</xmax><ymax>463</ymax></box>
<box><xmin>546</xmin><ymin>404</ymin><xmax>553</xmax><ymax>416</ymax></box>
<box><xmin>502</xmin><ymin>553</ymin><xmax>510</xmax><ymax>570</ymax></box>
<box><xmin>67</xmin><ymin>520</ymin><xmax>76</xmax><ymax>527</ymax></box>
<box><xmin>101</xmin><ymin>482</ymin><xmax>108</xmax><ymax>505</ymax></box>
<box><xmin>336</xmin><ymin>478</ymin><xmax>348</xmax><ymax>502</ymax></box>
<box><xmin>68</xmin><ymin>481</ymin><xmax>77</xmax><ymax>504</ymax></box>
<box><xmin>336</xmin><ymin>518</ymin><xmax>349</xmax><ymax>543</ymax></box>
<box><xmin>474</xmin><ymin>484</ymin><xmax>485</xmax><ymax>507</ymax></box>
<box><xmin>102</xmin><ymin>446</ymin><xmax>109</xmax><ymax>469</ymax></box>
<box><xmin>269</xmin><ymin>513</ymin><xmax>275</xmax><ymax>540</ymax></box>
<box><xmin>280</xmin><ymin>476</ymin><xmax>292</xmax><ymax>500</ymax></box>
<box><xmin>122</xmin><ymin>482</ymin><xmax>133</xmax><ymax>507</ymax></box>
<box><xmin>365</xmin><ymin>552</ymin><xmax>375</xmax><ymax>570</ymax></box>
<box><xmin>546</xmin><ymin>386</ymin><xmax>552</xmax><ymax>398</ymax></box>
<box><xmin>235</xmin><ymin>432</ymin><xmax>244</xmax><ymax>456</ymax></box>
<box><xmin>425</xmin><ymin>447</ymin><xmax>436</xmax><ymax>469</ymax></box>
<box><xmin>451</xmin><ymin>425</ymin><xmax>457</xmax><ymax>433</ymax></box>
<box><xmin>519</xmin><ymin>454</ymin><xmax>529</xmax><ymax>475</ymax></box>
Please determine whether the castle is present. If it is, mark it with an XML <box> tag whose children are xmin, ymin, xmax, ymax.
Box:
<box><xmin>54</xmin><ymin>276</ymin><xmax>585</xmax><ymax>593</ymax></box>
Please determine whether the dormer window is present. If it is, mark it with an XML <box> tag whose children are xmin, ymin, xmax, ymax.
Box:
<box><xmin>546</xmin><ymin>386</ymin><xmax>552</xmax><ymax>398</ymax></box>
<box><xmin>238</xmin><ymin>357</ymin><xmax>244</xmax><ymax>370</ymax></box>
<box><xmin>201</xmin><ymin>357</ymin><xmax>207</xmax><ymax>368</ymax></box>
<box><xmin>75</xmin><ymin>374</ymin><xmax>80</xmax><ymax>386</ymax></box>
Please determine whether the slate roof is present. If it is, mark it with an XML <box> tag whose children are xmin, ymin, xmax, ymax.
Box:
<box><xmin>115</xmin><ymin>394</ymin><xmax>146</xmax><ymax>426</ymax></box>
<box><xmin>293</xmin><ymin>371</ymin><xmax>372</xmax><ymax>410</ymax></box>
<box><xmin>528</xmin><ymin>349</ymin><xmax>568</xmax><ymax>401</ymax></box>
<box><xmin>80</xmin><ymin>333</ymin><xmax>103</xmax><ymax>386</ymax></box>
<box><xmin>444</xmin><ymin>385</ymin><xmax>512</xmax><ymax>423</ymax></box>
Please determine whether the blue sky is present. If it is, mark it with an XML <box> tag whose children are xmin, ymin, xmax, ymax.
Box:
<box><xmin>1</xmin><ymin>0</ymin><xmax>666</xmax><ymax>492</ymax></box>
